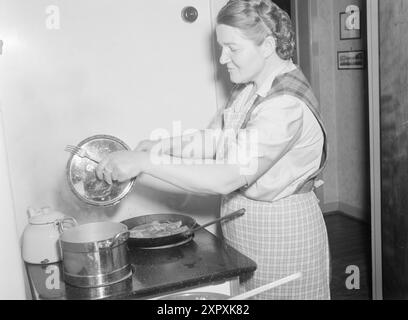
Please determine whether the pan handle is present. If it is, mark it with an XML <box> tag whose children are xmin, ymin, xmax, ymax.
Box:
<box><xmin>189</xmin><ymin>208</ymin><xmax>246</xmax><ymax>234</ymax></box>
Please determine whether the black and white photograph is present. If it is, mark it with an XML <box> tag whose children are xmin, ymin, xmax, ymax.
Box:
<box><xmin>0</xmin><ymin>0</ymin><xmax>404</xmax><ymax>306</ymax></box>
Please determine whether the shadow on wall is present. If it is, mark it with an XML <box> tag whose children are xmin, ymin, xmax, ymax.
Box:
<box><xmin>51</xmin><ymin>29</ymin><xmax>225</xmax><ymax>228</ymax></box>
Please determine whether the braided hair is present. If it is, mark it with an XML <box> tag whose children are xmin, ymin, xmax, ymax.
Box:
<box><xmin>217</xmin><ymin>0</ymin><xmax>296</xmax><ymax>60</ymax></box>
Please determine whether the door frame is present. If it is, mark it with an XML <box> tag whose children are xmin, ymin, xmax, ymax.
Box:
<box><xmin>367</xmin><ymin>0</ymin><xmax>382</xmax><ymax>301</ymax></box>
<box><xmin>292</xmin><ymin>0</ymin><xmax>381</xmax><ymax>299</ymax></box>
<box><xmin>291</xmin><ymin>0</ymin><xmax>300</xmax><ymax>65</ymax></box>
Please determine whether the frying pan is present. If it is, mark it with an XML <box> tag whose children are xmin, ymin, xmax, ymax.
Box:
<box><xmin>120</xmin><ymin>209</ymin><xmax>245</xmax><ymax>248</ymax></box>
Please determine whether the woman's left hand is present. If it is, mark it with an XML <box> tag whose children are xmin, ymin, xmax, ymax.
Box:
<box><xmin>96</xmin><ymin>151</ymin><xmax>146</xmax><ymax>185</ymax></box>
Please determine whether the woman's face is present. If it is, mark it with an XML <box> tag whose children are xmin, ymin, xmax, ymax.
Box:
<box><xmin>216</xmin><ymin>24</ymin><xmax>266</xmax><ymax>84</ymax></box>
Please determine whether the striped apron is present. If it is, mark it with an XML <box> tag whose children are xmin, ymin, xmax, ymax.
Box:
<box><xmin>218</xmin><ymin>68</ymin><xmax>331</xmax><ymax>300</ymax></box>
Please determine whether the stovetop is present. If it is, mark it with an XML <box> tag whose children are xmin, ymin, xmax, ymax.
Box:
<box><xmin>25</xmin><ymin>229</ymin><xmax>257</xmax><ymax>300</ymax></box>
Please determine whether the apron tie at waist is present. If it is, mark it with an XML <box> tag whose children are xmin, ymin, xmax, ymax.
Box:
<box><xmin>294</xmin><ymin>179</ymin><xmax>325</xmax><ymax>195</ymax></box>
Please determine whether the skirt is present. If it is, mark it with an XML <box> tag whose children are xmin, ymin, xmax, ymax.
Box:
<box><xmin>221</xmin><ymin>191</ymin><xmax>331</xmax><ymax>300</ymax></box>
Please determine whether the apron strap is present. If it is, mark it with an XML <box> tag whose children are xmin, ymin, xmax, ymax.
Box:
<box><xmin>239</xmin><ymin>68</ymin><xmax>328</xmax><ymax>194</ymax></box>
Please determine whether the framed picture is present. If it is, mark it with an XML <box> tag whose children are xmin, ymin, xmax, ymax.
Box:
<box><xmin>337</xmin><ymin>50</ymin><xmax>365</xmax><ymax>70</ymax></box>
<box><xmin>340</xmin><ymin>12</ymin><xmax>361</xmax><ymax>40</ymax></box>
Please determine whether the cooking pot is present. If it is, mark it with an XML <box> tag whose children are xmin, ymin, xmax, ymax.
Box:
<box><xmin>65</xmin><ymin>274</ymin><xmax>133</xmax><ymax>300</ymax></box>
<box><xmin>59</xmin><ymin>222</ymin><xmax>131</xmax><ymax>288</ymax></box>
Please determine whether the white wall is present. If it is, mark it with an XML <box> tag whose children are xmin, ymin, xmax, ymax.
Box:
<box><xmin>312</xmin><ymin>0</ymin><xmax>369</xmax><ymax>220</ymax></box>
<box><xmin>0</xmin><ymin>0</ymin><xmax>222</xmax><ymax>238</ymax></box>
<box><xmin>0</xmin><ymin>107</ymin><xmax>26</xmax><ymax>299</ymax></box>
<box><xmin>310</xmin><ymin>0</ymin><xmax>340</xmax><ymax>208</ymax></box>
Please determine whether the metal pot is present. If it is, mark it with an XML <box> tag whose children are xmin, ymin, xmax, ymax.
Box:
<box><xmin>59</xmin><ymin>222</ymin><xmax>131</xmax><ymax>288</ymax></box>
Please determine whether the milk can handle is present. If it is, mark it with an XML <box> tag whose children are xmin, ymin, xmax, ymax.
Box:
<box><xmin>58</xmin><ymin>217</ymin><xmax>78</xmax><ymax>233</ymax></box>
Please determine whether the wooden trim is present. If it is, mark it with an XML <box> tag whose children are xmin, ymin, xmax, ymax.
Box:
<box><xmin>324</xmin><ymin>210</ymin><xmax>371</xmax><ymax>226</ymax></box>
<box><xmin>322</xmin><ymin>201</ymin><xmax>369</xmax><ymax>223</ymax></box>
<box><xmin>337</xmin><ymin>202</ymin><xmax>368</xmax><ymax>222</ymax></box>
<box><xmin>322</xmin><ymin>202</ymin><xmax>339</xmax><ymax>213</ymax></box>
<box><xmin>367</xmin><ymin>0</ymin><xmax>383</xmax><ymax>301</ymax></box>
<box><xmin>291</xmin><ymin>0</ymin><xmax>300</xmax><ymax>65</ymax></box>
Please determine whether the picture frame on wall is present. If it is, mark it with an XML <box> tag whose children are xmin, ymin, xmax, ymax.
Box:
<box><xmin>340</xmin><ymin>12</ymin><xmax>361</xmax><ymax>40</ymax></box>
<box><xmin>337</xmin><ymin>50</ymin><xmax>365</xmax><ymax>70</ymax></box>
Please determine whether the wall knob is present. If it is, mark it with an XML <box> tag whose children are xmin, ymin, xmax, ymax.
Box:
<box><xmin>182</xmin><ymin>6</ymin><xmax>198</xmax><ymax>23</ymax></box>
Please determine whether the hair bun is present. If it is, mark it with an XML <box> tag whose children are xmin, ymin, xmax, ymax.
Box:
<box><xmin>255</xmin><ymin>0</ymin><xmax>270</xmax><ymax>13</ymax></box>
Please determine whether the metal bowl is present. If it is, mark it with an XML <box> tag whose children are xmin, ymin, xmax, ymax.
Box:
<box><xmin>66</xmin><ymin>135</ymin><xmax>135</xmax><ymax>207</ymax></box>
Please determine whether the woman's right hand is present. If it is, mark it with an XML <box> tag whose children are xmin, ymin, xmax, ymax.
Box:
<box><xmin>134</xmin><ymin>139</ymin><xmax>160</xmax><ymax>153</ymax></box>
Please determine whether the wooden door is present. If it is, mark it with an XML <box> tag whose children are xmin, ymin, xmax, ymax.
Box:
<box><xmin>379</xmin><ymin>0</ymin><xmax>408</xmax><ymax>299</ymax></box>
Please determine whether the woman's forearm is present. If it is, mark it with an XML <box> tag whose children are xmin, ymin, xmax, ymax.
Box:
<box><xmin>155</xmin><ymin>130</ymin><xmax>219</xmax><ymax>160</ymax></box>
<box><xmin>141</xmin><ymin>153</ymin><xmax>246</xmax><ymax>196</ymax></box>
<box><xmin>136</xmin><ymin>173</ymin><xmax>194</xmax><ymax>195</ymax></box>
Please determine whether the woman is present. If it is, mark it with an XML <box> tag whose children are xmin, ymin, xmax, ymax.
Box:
<box><xmin>96</xmin><ymin>0</ymin><xmax>330</xmax><ymax>300</ymax></box>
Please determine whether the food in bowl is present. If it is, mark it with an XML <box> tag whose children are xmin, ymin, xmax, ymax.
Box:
<box><xmin>129</xmin><ymin>220</ymin><xmax>189</xmax><ymax>239</ymax></box>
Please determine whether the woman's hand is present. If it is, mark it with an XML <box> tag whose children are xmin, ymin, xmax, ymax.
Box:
<box><xmin>95</xmin><ymin>151</ymin><xmax>147</xmax><ymax>185</ymax></box>
<box><xmin>134</xmin><ymin>139</ymin><xmax>160</xmax><ymax>152</ymax></box>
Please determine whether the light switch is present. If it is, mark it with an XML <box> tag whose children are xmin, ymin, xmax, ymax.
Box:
<box><xmin>0</xmin><ymin>40</ymin><xmax>3</xmax><ymax>55</ymax></box>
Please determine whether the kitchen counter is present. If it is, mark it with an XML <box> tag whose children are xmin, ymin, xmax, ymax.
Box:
<box><xmin>25</xmin><ymin>229</ymin><xmax>257</xmax><ymax>300</ymax></box>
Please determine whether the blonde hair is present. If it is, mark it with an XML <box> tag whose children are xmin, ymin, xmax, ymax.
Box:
<box><xmin>217</xmin><ymin>0</ymin><xmax>295</xmax><ymax>60</ymax></box>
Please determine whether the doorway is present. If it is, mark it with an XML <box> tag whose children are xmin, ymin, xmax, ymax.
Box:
<box><xmin>272</xmin><ymin>1</ymin><xmax>314</xmax><ymax>85</ymax></box>
<box><xmin>278</xmin><ymin>0</ymin><xmax>372</xmax><ymax>299</ymax></box>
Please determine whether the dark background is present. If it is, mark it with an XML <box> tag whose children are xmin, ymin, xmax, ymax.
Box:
<box><xmin>273</xmin><ymin>0</ymin><xmax>291</xmax><ymax>16</ymax></box>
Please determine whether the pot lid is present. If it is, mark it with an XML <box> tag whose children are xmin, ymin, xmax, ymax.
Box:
<box><xmin>66</xmin><ymin>135</ymin><xmax>135</xmax><ymax>207</ymax></box>
<box><xmin>29</xmin><ymin>209</ymin><xmax>66</xmax><ymax>225</ymax></box>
